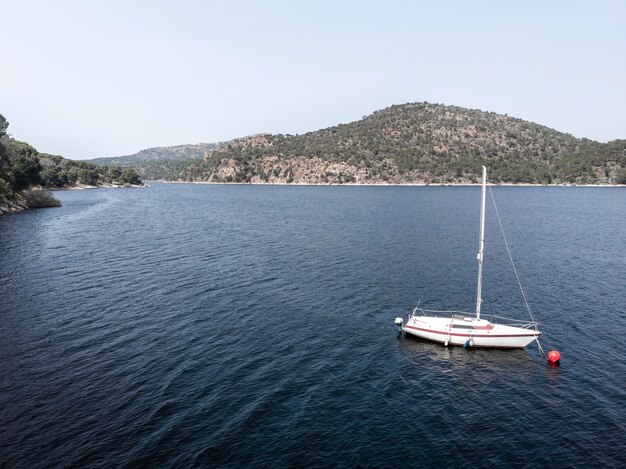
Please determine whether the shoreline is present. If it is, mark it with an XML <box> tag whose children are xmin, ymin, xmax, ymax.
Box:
<box><xmin>52</xmin><ymin>183</ymin><xmax>149</xmax><ymax>191</ymax></box>
<box><xmin>1</xmin><ymin>184</ymin><xmax>147</xmax><ymax>216</ymax></box>
<box><xmin>151</xmin><ymin>180</ymin><xmax>624</xmax><ymax>188</ymax></box>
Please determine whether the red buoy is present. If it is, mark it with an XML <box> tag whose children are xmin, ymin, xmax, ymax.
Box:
<box><xmin>548</xmin><ymin>350</ymin><xmax>561</xmax><ymax>363</ymax></box>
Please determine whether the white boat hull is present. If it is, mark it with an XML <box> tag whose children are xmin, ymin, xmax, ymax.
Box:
<box><xmin>402</xmin><ymin>316</ymin><xmax>539</xmax><ymax>349</ymax></box>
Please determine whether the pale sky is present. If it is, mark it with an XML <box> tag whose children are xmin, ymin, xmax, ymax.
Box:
<box><xmin>1</xmin><ymin>0</ymin><xmax>625</xmax><ymax>159</ymax></box>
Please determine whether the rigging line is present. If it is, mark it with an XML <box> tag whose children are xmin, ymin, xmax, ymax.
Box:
<box><xmin>535</xmin><ymin>336</ymin><xmax>546</xmax><ymax>356</ymax></box>
<box><xmin>487</xmin><ymin>183</ymin><xmax>537</xmax><ymax>328</ymax></box>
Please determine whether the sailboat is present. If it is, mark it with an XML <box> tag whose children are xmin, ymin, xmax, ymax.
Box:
<box><xmin>395</xmin><ymin>166</ymin><xmax>541</xmax><ymax>349</ymax></box>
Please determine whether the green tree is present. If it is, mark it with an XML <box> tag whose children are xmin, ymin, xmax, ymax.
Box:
<box><xmin>0</xmin><ymin>114</ymin><xmax>8</xmax><ymax>136</ymax></box>
<box><xmin>107</xmin><ymin>166</ymin><xmax>122</xmax><ymax>181</ymax></box>
<box><xmin>0</xmin><ymin>115</ymin><xmax>11</xmax><ymax>198</ymax></box>
<box><xmin>119</xmin><ymin>169</ymin><xmax>141</xmax><ymax>185</ymax></box>
<box><xmin>10</xmin><ymin>155</ymin><xmax>42</xmax><ymax>191</ymax></box>
<box><xmin>40</xmin><ymin>167</ymin><xmax>65</xmax><ymax>187</ymax></box>
<box><xmin>78</xmin><ymin>168</ymin><xmax>99</xmax><ymax>185</ymax></box>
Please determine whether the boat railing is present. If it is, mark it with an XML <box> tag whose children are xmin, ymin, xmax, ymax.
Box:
<box><xmin>410</xmin><ymin>308</ymin><xmax>539</xmax><ymax>330</ymax></box>
<box><xmin>411</xmin><ymin>307</ymin><xmax>472</xmax><ymax>318</ymax></box>
<box><xmin>483</xmin><ymin>314</ymin><xmax>539</xmax><ymax>329</ymax></box>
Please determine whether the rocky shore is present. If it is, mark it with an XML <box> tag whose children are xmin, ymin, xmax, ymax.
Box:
<box><xmin>0</xmin><ymin>199</ymin><xmax>28</xmax><ymax>215</ymax></box>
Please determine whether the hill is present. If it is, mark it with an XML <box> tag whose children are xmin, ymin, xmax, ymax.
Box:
<box><xmin>90</xmin><ymin>143</ymin><xmax>223</xmax><ymax>180</ymax></box>
<box><xmin>179</xmin><ymin>103</ymin><xmax>626</xmax><ymax>185</ymax></box>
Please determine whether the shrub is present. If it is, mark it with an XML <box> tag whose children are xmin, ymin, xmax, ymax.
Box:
<box><xmin>22</xmin><ymin>189</ymin><xmax>62</xmax><ymax>208</ymax></box>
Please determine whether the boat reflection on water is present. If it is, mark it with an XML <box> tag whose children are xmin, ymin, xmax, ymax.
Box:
<box><xmin>398</xmin><ymin>332</ymin><xmax>539</xmax><ymax>379</ymax></box>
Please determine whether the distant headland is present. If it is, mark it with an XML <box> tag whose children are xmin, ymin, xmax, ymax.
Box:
<box><xmin>91</xmin><ymin>102</ymin><xmax>625</xmax><ymax>186</ymax></box>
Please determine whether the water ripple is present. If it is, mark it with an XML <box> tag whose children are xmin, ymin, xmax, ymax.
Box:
<box><xmin>0</xmin><ymin>184</ymin><xmax>625</xmax><ymax>467</ymax></box>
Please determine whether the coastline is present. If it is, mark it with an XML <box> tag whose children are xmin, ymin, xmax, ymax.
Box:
<box><xmin>152</xmin><ymin>180</ymin><xmax>624</xmax><ymax>188</ymax></box>
<box><xmin>54</xmin><ymin>183</ymin><xmax>149</xmax><ymax>191</ymax></box>
<box><xmin>2</xmin><ymin>180</ymin><xmax>621</xmax><ymax>216</ymax></box>
<box><xmin>0</xmin><ymin>183</ymin><xmax>147</xmax><ymax>216</ymax></box>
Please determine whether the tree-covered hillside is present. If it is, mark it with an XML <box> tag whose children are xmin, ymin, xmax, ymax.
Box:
<box><xmin>180</xmin><ymin>103</ymin><xmax>626</xmax><ymax>185</ymax></box>
<box><xmin>90</xmin><ymin>143</ymin><xmax>223</xmax><ymax>180</ymax></box>
<box><xmin>1</xmin><ymin>113</ymin><xmax>142</xmax><ymax>213</ymax></box>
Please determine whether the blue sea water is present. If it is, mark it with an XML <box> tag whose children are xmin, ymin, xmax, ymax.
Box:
<box><xmin>1</xmin><ymin>183</ymin><xmax>625</xmax><ymax>467</ymax></box>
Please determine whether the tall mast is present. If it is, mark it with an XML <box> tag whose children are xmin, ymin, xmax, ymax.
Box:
<box><xmin>475</xmin><ymin>165</ymin><xmax>487</xmax><ymax>320</ymax></box>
